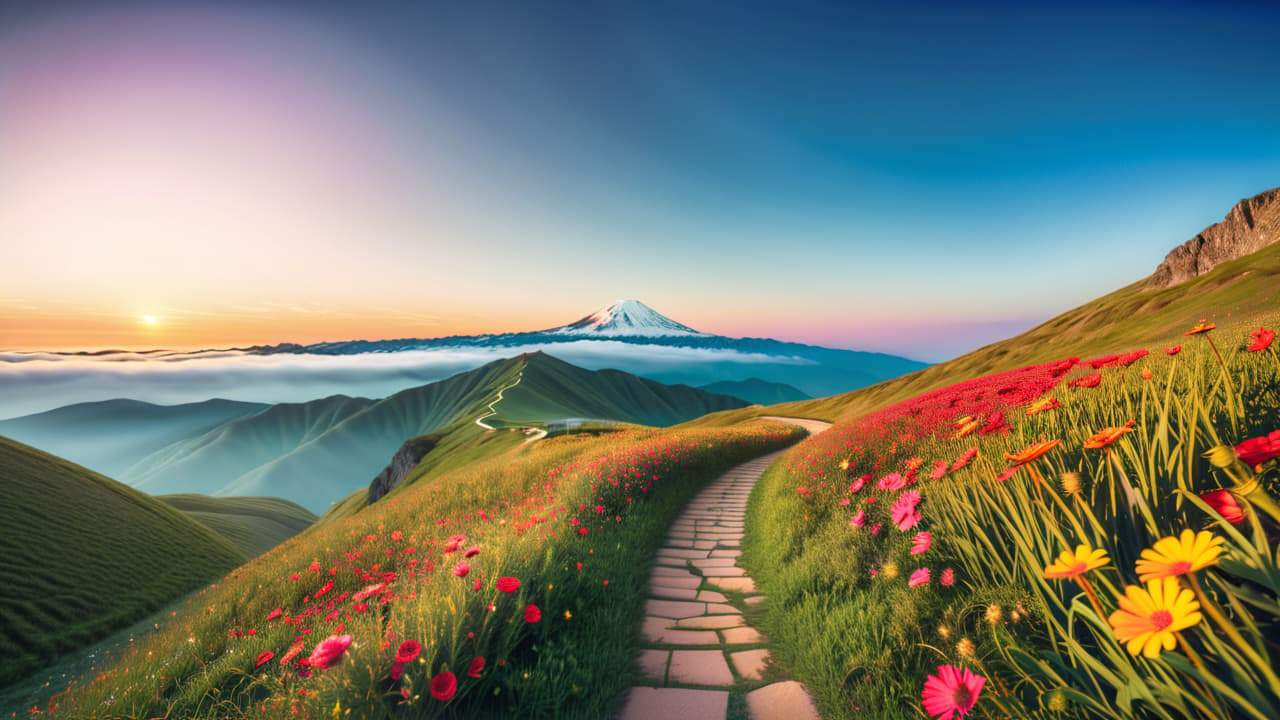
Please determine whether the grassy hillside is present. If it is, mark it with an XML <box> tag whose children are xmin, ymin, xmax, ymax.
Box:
<box><xmin>0</xmin><ymin>436</ymin><xmax>246</xmax><ymax>689</ymax></box>
<box><xmin>699</xmin><ymin>378</ymin><xmax>811</xmax><ymax>405</ymax></box>
<box><xmin>0</xmin><ymin>398</ymin><xmax>267</xmax><ymax>478</ymax></box>
<box><xmin>158</xmin><ymin>494</ymin><xmax>318</xmax><ymax>557</ymax></box>
<box><xmin>689</xmin><ymin>240</ymin><xmax>1280</xmax><ymax>428</ymax></box>
<box><xmin>47</xmin><ymin>417</ymin><xmax>806</xmax><ymax>719</ymax></box>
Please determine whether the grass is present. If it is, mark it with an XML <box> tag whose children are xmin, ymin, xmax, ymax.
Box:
<box><xmin>47</xmin><ymin>418</ymin><xmax>807</xmax><ymax>718</ymax></box>
<box><xmin>157</xmin><ymin>495</ymin><xmax>318</xmax><ymax>557</ymax></box>
<box><xmin>0</xmin><ymin>436</ymin><xmax>247</xmax><ymax>690</ymax></box>
<box><xmin>741</xmin><ymin>313</ymin><xmax>1280</xmax><ymax>718</ymax></box>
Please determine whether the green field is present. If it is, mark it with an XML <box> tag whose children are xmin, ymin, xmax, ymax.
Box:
<box><xmin>158</xmin><ymin>494</ymin><xmax>318</xmax><ymax>557</ymax></box>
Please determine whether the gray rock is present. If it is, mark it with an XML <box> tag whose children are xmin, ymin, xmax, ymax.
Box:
<box><xmin>367</xmin><ymin>434</ymin><xmax>438</xmax><ymax>504</ymax></box>
<box><xmin>1148</xmin><ymin>186</ymin><xmax>1280</xmax><ymax>288</ymax></box>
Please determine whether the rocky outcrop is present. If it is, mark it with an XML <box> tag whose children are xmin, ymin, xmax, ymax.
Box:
<box><xmin>367</xmin><ymin>435</ymin><xmax>438</xmax><ymax>504</ymax></box>
<box><xmin>1148</xmin><ymin>186</ymin><xmax>1280</xmax><ymax>288</ymax></box>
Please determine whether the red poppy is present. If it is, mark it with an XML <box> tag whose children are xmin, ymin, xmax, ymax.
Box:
<box><xmin>309</xmin><ymin>561</ymin><xmax>321</xmax><ymax>573</ymax></box>
<box><xmin>1071</xmin><ymin>372</ymin><xmax>1101</xmax><ymax>388</ymax></box>
<box><xmin>463</xmin><ymin>545</ymin><xmax>481</xmax><ymax>558</ymax></box>
<box><xmin>391</xmin><ymin>661</ymin><xmax>407</xmax><ymax>681</ymax></box>
<box><xmin>466</xmin><ymin>656</ymin><xmax>486</xmax><ymax>678</ymax></box>
<box><xmin>524</xmin><ymin>604</ymin><xmax>542</xmax><ymax>623</ymax></box>
<box><xmin>1165</xmin><ymin>346</ymin><xmax>1181</xmax><ymax>355</ymax></box>
<box><xmin>1200</xmin><ymin>489</ymin><xmax>1246</xmax><ymax>524</ymax></box>
<box><xmin>391</xmin><ymin>530</ymin><xmax>403</xmax><ymax>541</ymax></box>
<box><xmin>396</xmin><ymin>640</ymin><xmax>422</xmax><ymax>664</ymax></box>
<box><xmin>1235</xmin><ymin>430</ymin><xmax>1280</xmax><ymax>469</ymax></box>
<box><xmin>430</xmin><ymin>670</ymin><xmax>457</xmax><ymax>701</ymax></box>
<box><xmin>1247</xmin><ymin>327</ymin><xmax>1275</xmax><ymax>352</ymax></box>
<box><xmin>306</xmin><ymin>634</ymin><xmax>352</xmax><ymax>670</ymax></box>
<box><xmin>453</xmin><ymin>561</ymin><xmax>470</xmax><ymax>577</ymax></box>
<box><xmin>353</xmin><ymin>582</ymin><xmax>387</xmax><ymax>602</ymax></box>
<box><xmin>496</xmin><ymin>577</ymin><xmax>521</xmax><ymax>593</ymax></box>
<box><xmin>255</xmin><ymin>651</ymin><xmax>274</xmax><ymax>667</ymax></box>
<box><xmin>267</xmin><ymin>608</ymin><xmax>283</xmax><ymax>621</ymax></box>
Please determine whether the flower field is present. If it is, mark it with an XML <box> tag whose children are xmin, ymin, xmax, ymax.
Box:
<box><xmin>743</xmin><ymin>317</ymin><xmax>1280</xmax><ymax>719</ymax></box>
<box><xmin>39</xmin><ymin>420</ymin><xmax>804</xmax><ymax>719</ymax></box>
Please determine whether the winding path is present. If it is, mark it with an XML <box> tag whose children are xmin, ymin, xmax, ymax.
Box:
<box><xmin>618</xmin><ymin>417</ymin><xmax>831</xmax><ymax>720</ymax></box>
<box><xmin>474</xmin><ymin>373</ymin><xmax>524</xmax><ymax>430</ymax></box>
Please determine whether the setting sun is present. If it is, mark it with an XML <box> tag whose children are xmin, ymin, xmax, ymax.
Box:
<box><xmin>141</xmin><ymin>315</ymin><xmax>159</xmax><ymax>326</ymax></box>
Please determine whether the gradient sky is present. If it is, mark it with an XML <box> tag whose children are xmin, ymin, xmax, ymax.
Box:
<box><xmin>2</xmin><ymin>1</ymin><xmax>1278</xmax><ymax>361</ymax></box>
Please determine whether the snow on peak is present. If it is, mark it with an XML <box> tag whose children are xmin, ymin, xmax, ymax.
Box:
<box><xmin>547</xmin><ymin>300</ymin><xmax>707</xmax><ymax>337</ymax></box>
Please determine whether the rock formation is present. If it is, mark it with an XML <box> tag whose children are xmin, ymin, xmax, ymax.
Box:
<box><xmin>367</xmin><ymin>434</ymin><xmax>438</xmax><ymax>504</ymax></box>
<box><xmin>1148</xmin><ymin>186</ymin><xmax>1280</xmax><ymax>288</ymax></box>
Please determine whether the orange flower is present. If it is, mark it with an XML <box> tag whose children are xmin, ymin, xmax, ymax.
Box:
<box><xmin>1003</xmin><ymin>438</ymin><xmax>1061</xmax><ymax>467</ymax></box>
<box><xmin>1083</xmin><ymin>421</ymin><xmax>1135</xmax><ymax>449</ymax></box>
<box><xmin>1184</xmin><ymin>319</ymin><xmax>1216</xmax><ymax>336</ymax></box>
<box><xmin>1025</xmin><ymin>397</ymin><xmax>1061</xmax><ymax>416</ymax></box>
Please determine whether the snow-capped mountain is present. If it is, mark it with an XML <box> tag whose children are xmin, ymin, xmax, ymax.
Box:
<box><xmin>546</xmin><ymin>300</ymin><xmax>708</xmax><ymax>337</ymax></box>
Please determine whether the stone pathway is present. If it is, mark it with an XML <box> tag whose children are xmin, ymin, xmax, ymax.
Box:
<box><xmin>618</xmin><ymin>418</ymin><xmax>830</xmax><ymax>720</ymax></box>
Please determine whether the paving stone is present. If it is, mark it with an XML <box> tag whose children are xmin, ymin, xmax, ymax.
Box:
<box><xmin>641</xmin><ymin>617</ymin><xmax>721</xmax><ymax>645</ymax></box>
<box><xmin>650</xmin><ymin>575</ymin><xmax>702</xmax><ymax>590</ymax></box>
<box><xmin>706</xmin><ymin>576</ymin><xmax>756</xmax><ymax>593</ymax></box>
<box><xmin>668</xmin><ymin>650</ymin><xmax>734</xmax><ymax>686</ymax></box>
<box><xmin>696</xmin><ymin>590</ymin><xmax>728</xmax><ymax>603</ymax></box>
<box><xmin>716</xmin><ymin>539</ymin><xmax>741</xmax><ymax>548</ymax></box>
<box><xmin>651</xmin><ymin>586</ymin><xmax>700</xmax><ymax>601</ymax></box>
<box><xmin>705</xmin><ymin>603</ymin><xmax>739</xmax><ymax>615</ymax></box>
<box><xmin>710</xmin><ymin>549</ymin><xmax>742</xmax><ymax>559</ymax></box>
<box><xmin>701</xmin><ymin>566</ymin><xmax>747</xmax><ymax>577</ymax></box>
<box><xmin>653</xmin><ymin>566</ymin><xmax>698</xmax><ymax>578</ymax></box>
<box><xmin>657</xmin><ymin>548</ymin><xmax>709</xmax><ymax>559</ymax></box>
<box><xmin>744</xmin><ymin>595</ymin><xmax>767</xmax><ymax>606</ymax></box>
<box><xmin>637</xmin><ymin>649</ymin><xmax>669</xmax><ymax>682</ymax></box>
<box><xmin>674</xmin><ymin>614</ymin><xmax>744</xmax><ymax>629</ymax></box>
<box><xmin>693</xmin><ymin>540</ymin><xmax>717</xmax><ymax>549</ymax></box>
<box><xmin>730</xmin><ymin>649</ymin><xmax>769</xmax><ymax>681</ymax></box>
<box><xmin>646</xmin><ymin>600</ymin><xmax>707</xmax><ymax>619</ymax></box>
<box><xmin>619</xmin><ymin>687</ymin><xmax>729</xmax><ymax>720</ymax></box>
<box><xmin>654</xmin><ymin>555</ymin><xmax>688</xmax><ymax>568</ymax></box>
<box><xmin>721</xmin><ymin>626</ymin><xmax>766</xmax><ymax>644</ymax></box>
<box><xmin>745</xmin><ymin>681</ymin><xmax>821</xmax><ymax>720</ymax></box>
<box><xmin>666</xmin><ymin>539</ymin><xmax>695</xmax><ymax>548</ymax></box>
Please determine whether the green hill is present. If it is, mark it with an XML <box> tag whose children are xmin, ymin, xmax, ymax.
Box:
<box><xmin>698</xmin><ymin>378</ymin><xmax>810</xmax><ymax>405</ymax></box>
<box><xmin>0</xmin><ymin>436</ymin><xmax>246</xmax><ymax>688</ymax></box>
<box><xmin>157</xmin><ymin>494</ymin><xmax>317</xmax><ymax>557</ymax></box>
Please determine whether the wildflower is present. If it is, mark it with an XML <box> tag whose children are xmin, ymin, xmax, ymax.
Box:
<box><xmin>921</xmin><ymin>664</ymin><xmax>985</xmax><ymax>720</ymax></box>
<box><xmin>452</xmin><ymin>562</ymin><xmax>470</xmax><ymax>577</ymax></box>
<box><xmin>1045</xmin><ymin>689</ymin><xmax>1070</xmax><ymax>713</ymax></box>
<box><xmin>1235</xmin><ymin>430</ymin><xmax>1280</xmax><ymax>469</ymax></box>
<box><xmin>850</xmin><ymin>511</ymin><xmax>866</xmax><ymax>528</ymax></box>
<box><xmin>1060</xmin><ymin>472</ymin><xmax>1083</xmax><ymax>496</ymax></box>
<box><xmin>849</xmin><ymin>475</ymin><xmax>869</xmax><ymax>493</ymax></box>
<box><xmin>929</xmin><ymin>461</ymin><xmax>948</xmax><ymax>480</ymax></box>
<box><xmin>1135</xmin><ymin>529</ymin><xmax>1224</xmax><ymax>581</ymax></box>
<box><xmin>1083</xmin><ymin>421</ymin><xmax>1135</xmax><ymax>449</ymax></box>
<box><xmin>1108</xmin><ymin>577</ymin><xmax>1202</xmax><ymax>658</ymax></box>
<box><xmin>878</xmin><ymin>473</ymin><xmax>907</xmax><ymax>491</ymax></box>
<box><xmin>870</xmin><ymin>523</ymin><xmax>882</xmax><ymax>535</ymax></box>
<box><xmin>954</xmin><ymin>418</ymin><xmax>980</xmax><ymax>438</ymax></box>
<box><xmin>1184</xmin><ymin>319</ymin><xmax>1216</xmax><ymax>335</ymax></box>
<box><xmin>1070</xmin><ymin>372</ymin><xmax>1101</xmax><ymax>389</ymax></box>
<box><xmin>1025</xmin><ymin>397</ymin><xmax>1060</xmax><ymax>416</ymax></box>
<box><xmin>391</xmin><ymin>530</ymin><xmax>403</xmax><ymax>542</ymax></box>
<box><xmin>1165</xmin><ymin>345</ymin><xmax>1181</xmax><ymax>355</ymax></box>
<box><xmin>463</xmin><ymin>546</ymin><xmax>481</xmax><ymax>558</ymax></box>
<box><xmin>994</xmin><ymin>467</ymin><xmax>1018</xmax><ymax>482</ymax></box>
<box><xmin>267</xmin><ymin>608</ymin><xmax>283</xmax><ymax>621</ymax></box>
<box><xmin>909</xmin><ymin>568</ymin><xmax>930</xmax><ymax>588</ymax></box>
<box><xmin>937</xmin><ymin>624</ymin><xmax>951</xmax><ymax>640</ymax></box>
<box><xmin>951</xmin><ymin>447</ymin><xmax>978</xmax><ymax>471</ymax></box>
<box><xmin>1004</xmin><ymin>438</ymin><xmax>1061</xmax><ymax>467</ymax></box>
<box><xmin>1200</xmin><ymin>489</ymin><xmax>1246</xmax><ymax>524</ymax></box>
<box><xmin>940</xmin><ymin>568</ymin><xmax>955</xmax><ymax>587</ymax></box>
<box><xmin>1246</xmin><ymin>327</ymin><xmax>1274</xmax><ymax>352</ymax></box>
<box><xmin>1141</xmin><ymin>369</ymin><xmax>1153</xmax><ymax>380</ymax></box>
<box><xmin>496</xmin><ymin>577</ymin><xmax>521</xmax><ymax>593</ymax></box>
<box><xmin>307</xmin><ymin>634</ymin><xmax>352</xmax><ymax>670</ymax></box>
<box><xmin>430</xmin><ymin>670</ymin><xmax>457</xmax><ymax>701</ymax></box>
<box><xmin>891</xmin><ymin>498</ymin><xmax>922</xmax><ymax>531</ymax></box>
<box><xmin>911</xmin><ymin>532</ymin><xmax>932</xmax><ymax>555</ymax></box>
<box><xmin>984</xmin><ymin>604</ymin><xmax>1002</xmax><ymax>625</ymax></box>
<box><xmin>396</xmin><ymin>641</ymin><xmax>421</xmax><ymax>664</ymax></box>
<box><xmin>956</xmin><ymin>638</ymin><xmax>975</xmax><ymax>659</ymax></box>
<box><xmin>352</xmin><ymin>582</ymin><xmax>387</xmax><ymax>602</ymax></box>
<box><xmin>309</xmin><ymin>561</ymin><xmax>321</xmax><ymax>573</ymax></box>
<box><xmin>839</xmin><ymin>459</ymin><xmax>851</xmax><ymax>471</ymax></box>
<box><xmin>466</xmin><ymin>656</ymin><xmax>485</xmax><ymax>678</ymax></box>
<box><xmin>524</xmin><ymin>604</ymin><xmax>542</xmax><ymax>623</ymax></box>
<box><xmin>881</xmin><ymin>562</ymin><xmax>899</xmax><ymax>579</ymax></box>
<box><xmin>1043</xmin><ymin>544</ymin><xmax>1110</xmax><ymax>579</ymax></box>
<box><xmin>255</xmin><ymin>651</ymin><xmax>274</xmax><ymax>667</ymax></box>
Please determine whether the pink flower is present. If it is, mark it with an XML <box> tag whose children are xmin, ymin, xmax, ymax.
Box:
<box><xmin>851</xmin><ymin>511</ymin><xmax>866</xmax><ymax>528</ymax></box>
<box><xmin>849</xmin><ymin>475</ymin><xmax>869</xmax><ymax>493</ymax></box>
<box><xmin>870</xmin><ymin>523</ymin><xmax>881</xmax><ymax>535</ymax></box>
<box><xmin>922</xmin><ymin>665</ymin><xmax>985</xmax><ymax>719</ymax></box>
<box><xmin>452</xmin><ymin>561</ymin><xmax>470</xmax><ymax>577</ymax></box>
<box><xmin>306</xmin><ymin>634</ymin><xmax>352</xmax><ymax>670</ymax></box>
<box><xmin>911</xmin><ymin>532</ymin><xmax>932</xmax><ymax>555</ymax></box>
<box><xmin>941</xmin><ymin>568</ymin><xmax>955</xmax><ymax>587</ymax></box>
<box><xmin>1165</xmin><ymin>345</ymin><xmax>1181</xmax><ymax>355</ymax></box>
<box><xmin>879</xmin><ymin>472</ymin><xmax>907</xmax><ymax>491</ymax></box>
<box><xmin>463</xmin><ymin>545</ymin><xmax>481</xmax><ymax>558</ymax></box>
<box><xmin>891</xmin><ymin>491</ymin><xmax>923</xmax><ymax>530</ymax></box>
<box><xmin>929</xmin><ymin>461</ymin><xmax>948</xmax><ymax>481</ymax></box>
<box><xmin>839</xmin><ymin>498</ymin><xmax>850</xmax><ymax>507</ymax></box>
<box><xmin>909</xmin><ymin>568</ymin><xmax>930</xmax><ymax>588</ymax></box>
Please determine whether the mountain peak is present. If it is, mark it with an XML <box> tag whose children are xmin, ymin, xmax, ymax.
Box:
<box><xmin>546</xmin><ymin>300</ymin><xmax>707</xmax><ymax>337</ymax></box>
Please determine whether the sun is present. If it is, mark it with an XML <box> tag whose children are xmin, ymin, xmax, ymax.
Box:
<box><xmin>141</xmin><ymin>315</ymin><xmax>160</xmax><ymax>326</ymax></box>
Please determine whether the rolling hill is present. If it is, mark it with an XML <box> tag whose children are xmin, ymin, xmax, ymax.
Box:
<box><xmin>156</xmin><ymin>494</ymin><xmax>318</xmax><ymax>557</ymax></box>
<box><xmin>699</xmin><ymin>378</ymin><xmax>810</xmax><ymax>405</ymax></box>
<box><xmin>0</xmin><ymin>435</ymin><xmax>247</xmax><ymax>688</ymax></box>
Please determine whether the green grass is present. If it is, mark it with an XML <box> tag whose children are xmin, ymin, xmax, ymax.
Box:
<box><xmin>157</xmin><ymin>495</ymin><xmax>318</xmax><ymax>557</ymax></box>
<box><xmin>48</xmin><ymin>418</ymin><xmax>806</xmax><ymax>719</ymax></box>
<box><xmin>741</xmin><ymin>313</ymin><xmax>1280</xmax><ymax>719</ymax></box>
<box><xmin>0</xmin><ymin>436</ymin><xmax>247</xmax><ymax>690</ymax></box>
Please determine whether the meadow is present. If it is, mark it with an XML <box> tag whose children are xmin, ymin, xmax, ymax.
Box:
<box><xmin>39</xmin><ymin>419</ymin><xmax>804</xmax><ymax>718</ymax></box>
<box><xmin>743</xmin><ymin>317</ymin><xmax>1280</xmax><ymax>718</ymax></box>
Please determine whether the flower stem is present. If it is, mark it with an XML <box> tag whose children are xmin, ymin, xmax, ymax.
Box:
<box><xmin>1187</xmin><ymin>572</ymin><xmax>1280</xmax><ymax>696</ymax></box>
<box><xmin>1074</xmin><ymin>575</ymin><xmax>1106</xmax><ymax>620</ymax></box>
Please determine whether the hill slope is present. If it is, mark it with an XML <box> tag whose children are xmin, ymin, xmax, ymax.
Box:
<box><xmin>0</xmin><ymin>436</ymin><xmax>246</xmax><ymax>688</ymax></box>
<box><xmin>699</xmin><ymin>378</ymin><xmax>810</xmax><ymax>405</ymax></box>
<box><xmin>157</xmin><ymin>494</ymin><xmax>317</xmax><ymax>557</ymax></box>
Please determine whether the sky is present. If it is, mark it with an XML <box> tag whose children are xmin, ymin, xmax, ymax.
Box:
<box><xmin>1</xmin><ymin>0</ymin><xmax>1278</xmax><ymax>362</ymax></box>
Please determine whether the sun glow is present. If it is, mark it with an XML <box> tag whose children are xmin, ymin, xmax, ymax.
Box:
<box><xmin>141</xmin><ymin>315</ymin><xmax>160</xmax><ymax>326</ymax></box>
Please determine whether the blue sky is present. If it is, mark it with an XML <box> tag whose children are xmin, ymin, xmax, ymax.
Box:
<box><xmin>1</xmin><ymin>0</ymin><xmax>1278</xmax><ymax>360</ymax></box>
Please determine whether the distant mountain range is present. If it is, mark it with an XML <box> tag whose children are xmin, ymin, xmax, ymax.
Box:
<box><xmin>0</xmin><ymin>353</ymin><xmax>748</xmax><ymax>513</ymax></box>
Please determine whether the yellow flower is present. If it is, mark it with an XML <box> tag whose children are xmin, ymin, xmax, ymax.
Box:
<box><xmin>881</xmin><ymin>562</ymin><xmax>899</xmax><ymax>579</ymax></box>
<box><xmin>1060</xmin><ymin>472</ymin><xmax>1083</xmax><ymax>496</ymax></box>
<box><xmin>1044</xmin><ymin>544</ymin><xmax>1110</xmax><ymax>579</ymax></box>
<box><xmin>984</xmin><ymin>604</ymin><xmax>1003</xmax><ymax>625</ymax></box>
<box><xmin>839</xmin><ymin>459</ymin><xmax>850</xmax><ymax>471</ymax></box>
<box><xmin>1135</xmin><ymin>529</ymin><xmax>1224</xmax><ymax>582</ymax></box>
<box><xmin>1108</xmin><ymin>577</ymin><xmax>1202</xmax><ymax>658</ymax></box>
<box><xmin>1004</xmin><ymin>438</ymin><xmax>1062</xmax><ymax>467</ymax></box>
<box><xmin>956</xmin><ymin>637</ymin><xmax>975</xmax><ymax>659</ymax></box>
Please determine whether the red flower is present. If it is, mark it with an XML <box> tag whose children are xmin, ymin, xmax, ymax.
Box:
<box><xmin>466</xmin><ymin>656</ymin><xmax>486</xmax><ymax>678</ymax></box>
<box><xmin>921</xmin><ymin>665</ymin><xmax>985</xmax><ymax>719</ymax></box>
<box><xmin>452</xmin><ymin>561</ymin><xmax>470</xmax><ymax>577</ymax></box>
<box><xmin>950</xmin><ymin>447</ymin><xmax>978</xmax><ymax>472</ymax></box>
<box><xmin>524</xmin><ymin>604</ymin><xmax>542</xmax><ymax>623</ymax></box>
<box><xmin>306</xmin><ymin>634</ymin><xmax>352</xmax><ymax>670</ymax></box>
<box><xmin>1165</xmin><ymin>345</ymin><xmax>1182</xmax><ymax>355</ymax></box>
<box><xmin>1235</xmin><ymin>430</ymin><xmax>1280</xmax><ymax>469</ymax></box>
<box><xmin>463</xmin><ymin>545</ymin><xmax>481</xmax><ymax>558</ymax></box>
<box><xmin>430</xmin><ymin>671</ymin><xmax>457</xmax><ymax>701</ymax></box>
<box><xmin>396</xmin><ymin>640</ymin><xmax>422</xmax><ymax>664</ymax></box>
<box><xmin>255</xmin><ymin>651</ymin><xmax>274</xmax><ymax>667</ymax></box>
<box><xmin>352</xmin><ymin>582</ymin><xmax>387</xmax><ymax>602</ymax></box>
<box><xmin>1247</xmin><ymin>327</ymin><xmax>1275</xmax><ymax>352</ymax></box>
<box><xmin>391</xmin><ymin>530</ymin><xmax>403</xmax><ymax>541</ymax></box>
<box><xmin>1200</xmin><ymin>489</ymin><xmax>1246</xmax><ymax>524</ymax></box>
<box><xmin>496</xmin><ymin>577</ymin><xmax>521</xmax><ymax>593</ymax></box>
<box><xmin>1071</xmin><ymin>372</ymin><xmax>1101</xmax><ymax>388</ymax></box>
<box><xmin>309</xmin><ymin>561</ymin><xmax>320</xmax><ymax>573</ymax></box>
<box><xmin>267</xmin><ymin>608</ymin><xmax>283</xmax><ymax>621</ymax></box>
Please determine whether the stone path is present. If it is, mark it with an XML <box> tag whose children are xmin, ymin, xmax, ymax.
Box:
<box><xmin>618</xmin><ymin>418</ymin><xmax>830</xmax><ymax>720</ymax></box>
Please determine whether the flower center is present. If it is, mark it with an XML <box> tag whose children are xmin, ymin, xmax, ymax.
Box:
<box><xmin>1069</xmin><ymin>562</ymin><xmax>1087</xmax><ymax>575</ymax></box>
<box><xmin>1168</xmin><ymin>561</ymin><xmax>1193</xmax><ymax>575</ymax></box>
<box><xmin>953</xmin><ymin>685</ymin><xmax>974</xmax><ymax>707</ymax></box>
<box><xmin>1150</xmin><ymin>609</ymin><xmax>1174</xmax><ymax>631</ymax></box>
